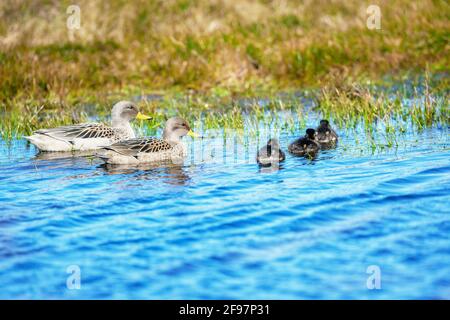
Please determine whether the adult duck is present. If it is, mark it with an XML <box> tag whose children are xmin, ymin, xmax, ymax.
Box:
<box><xmin>25</xmin><ymin>101</ymin><xmax>151</xmax><ymax>152</ymax></box>
<box><xmin>97</xmin><ymin>117</ymin><xmax>199</xmax><ymax>165</ymax></box>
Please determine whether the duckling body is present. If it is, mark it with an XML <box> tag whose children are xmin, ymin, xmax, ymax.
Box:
<box><xmin>25</xmin><ymin>101</ymin><xmax>151</xmax><ymax>152</ymax></box>
<box><xmin>315</xmin><ymin>119</ymin><xmax>338</xmax><ymax>148</ymax></box>
<box><xmin>288</xmin><ymin>128</ymin><xmax>320</xmax><ymax>158</ymax></box>
<box><xmin>97</xmin><ymin>117</ymin><xmax>195</xmax><ymax>165</ymax></box>
<box><xmin>256</xmin><ymin>138</ymin><xmax>285</xmax><ymax>167</ymax></box>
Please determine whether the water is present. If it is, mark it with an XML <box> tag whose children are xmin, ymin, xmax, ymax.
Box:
<box><xmin>0</xmin><ymin>111</ymin><xmax>449</xmax><ymax>299</ymax></box>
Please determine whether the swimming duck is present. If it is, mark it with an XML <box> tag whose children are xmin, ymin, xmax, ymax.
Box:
<box><xmin>25</xmin><ymin>101</ymin><xmax>151</xmax><ymax>152</ymax></box>
<box><xmin>97</xmin><ymin>117</ymin><xmax>198</xmax><ymax>165</ymax></box>
<box><xmin>256</xmin><ymin>138</ymin><xmax>285</xmax><ymax>167</ymax></box>
<box><xmin>315</xmin><ymin>119</ymin><xmax>338</xmax><ymax>148</ymax></box>
<box><xmin>288</xmin><ymin>128</ymin><xmax>320</xmax><ymax>158</ymax></box>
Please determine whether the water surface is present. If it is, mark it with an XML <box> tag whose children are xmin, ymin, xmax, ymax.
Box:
<box><xmin>0</xmin><ymin>110</ymin><xmax>449</xmax><ymax>299</ymax></box>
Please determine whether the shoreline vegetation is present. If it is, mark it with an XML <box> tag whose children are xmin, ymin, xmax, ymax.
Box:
<box><xmin>0</xmin><ymin>0</ymin><xmax>449</xmax><ymax>139</ymax></box>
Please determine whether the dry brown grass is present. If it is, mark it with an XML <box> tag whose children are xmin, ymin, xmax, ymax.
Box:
<box><xmin>0</xmin><ymin>0</ymin><xmax>448</xmax><ymax>109</ymax></box>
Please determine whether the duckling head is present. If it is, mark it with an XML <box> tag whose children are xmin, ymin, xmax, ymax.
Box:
<box><xmin>318</xmin><ymin>119</ymin><xmax>331</xmax><ymax>133</ymax></box>
<box><xmin>267</xmin><ymin>138</ymin><xmax>280</xmax><ymax>148</ymax></box>
<box><xmin>264</xmin><ymin>138</ymin><xmax>280</xmax><ymax>155</ymax></box>
<box><xmin>111</xmin><ymin>101</ymin><xmax>151</xmax><ymax>127</ymax></box>
<box><xmin>306</xmin><ymin>128</ymin><xmax>316</xmax><ymax>139</ymax></box>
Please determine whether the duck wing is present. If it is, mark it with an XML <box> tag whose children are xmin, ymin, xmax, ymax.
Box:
<box><xmin>102</xmin><ymin>138</ymin><xmax>173</xmax><ymax>157</ymax></box>
<box><xmin>35</xmin><ymin>123</ymin><xmax>115</xmax><ymax>140</ymax></box>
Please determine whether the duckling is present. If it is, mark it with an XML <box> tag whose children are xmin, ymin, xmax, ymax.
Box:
<box><xmin>256</xmin><ymin>138</ymin><xmax>285</xmax><ymax>167</ymax></box>
<box><xmin>315</xmin><ymin>119</ymin><xmax>338</xmax><ymax>148</ymax></box>
<box><xmin>25</xmin><ymin>101</ymin><xmax>152</xmax><ymax>152</ymax></box>
<box><xmin>97</xmin><ymin>117</ymin><xmax>199</xmax><ymax>165</ymax></box>
<box><xmin>288</xmin><ymin>128</ymin><xmax>320</xmax><ymax>158</ymax></box>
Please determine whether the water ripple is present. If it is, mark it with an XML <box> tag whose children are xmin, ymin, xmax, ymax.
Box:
<box><xmin>0</xmin><ymin>125</ymin><xmax>449</xmax><ymax>299</ymax></box>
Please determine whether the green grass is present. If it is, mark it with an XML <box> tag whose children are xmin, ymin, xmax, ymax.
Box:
<box><xmin>0</xmin><ymin>73</ymin><xmax>448</xmax><ymax>142</ymax></box>
<box><xmin>0</xmin><ymin>0</ymin><xmax>448</xmax><ymax>141</ymax></box>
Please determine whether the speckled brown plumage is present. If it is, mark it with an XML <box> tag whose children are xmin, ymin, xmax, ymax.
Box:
<box><xmin>103</xmin><ymin>138</ymin><xmax>173</xmax><ymax>157</ymax></box>
<box><xmin>35</xmin><ymin>123</ymin><xmax>132</xmax><ymax>142</ymax></box>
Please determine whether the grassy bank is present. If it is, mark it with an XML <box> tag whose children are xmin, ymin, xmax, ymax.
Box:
<box><xmin>1</xmin><ymin>74</ymin><xmax>448</xmax><ymax>142</ymax></box>
<box><xmin>0</xmin><ymin>0</ymin><xmax>449</xmax><ymax>139</ymax></box>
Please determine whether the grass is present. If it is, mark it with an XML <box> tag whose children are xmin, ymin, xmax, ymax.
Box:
<box><xmin>0</xmin><ymin>0</ymin><xmax>449</xmax><ymax>141</ymax></box>
<box><xmin>3</xmin><ymin>74</ymin><xmax>447</xmax><ymax>145</ymax></box>
<box><xmin>315</xmin><ymin>75</ymin><xmax>449</xmax><ymax>130</ymax></box>
<box><xmin>313</xmin><ymin>74</ymin><xmax>449</xmax><ymax>151</ymax></box>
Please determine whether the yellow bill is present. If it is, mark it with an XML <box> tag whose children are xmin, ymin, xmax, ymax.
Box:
<box><xmin>136</xmin><ymin>112</ymin><xmax>152</xmax><ymax>120</ymax></box>
<box><xmin>187</xmin><ymin>130</ymin><xmax>201</xmax><ymax>138</ymax></box>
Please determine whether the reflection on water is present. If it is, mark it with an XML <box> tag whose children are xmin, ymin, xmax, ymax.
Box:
<box><xmin>258</xmin><ymin>164</ymin><xmax>284</xmax><ymax>174</ymax></box>
<box><xmin>100</xmin><ymin>163</ymin><xmax>191</xmax><ymax>186</ymax></box>
<box><xmin>33</xmin><ymin>150</ymin><xmax>95</xmax><ymax>161</ymax></box>
<box><xmin>0</xmin><ymin>110</ymin><xmax>449</xmax><ymax>299</ymax></box>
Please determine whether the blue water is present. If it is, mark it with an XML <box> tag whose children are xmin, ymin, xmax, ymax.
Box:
<box><xmin>0</xmin><ymin>111</ymin><xmax>449</xmax><ymax>299</ymax></box>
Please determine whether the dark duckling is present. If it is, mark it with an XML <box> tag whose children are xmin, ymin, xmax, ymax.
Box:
<box><xmin>288</xmin><ymin>128</ymin><xmax>320</xmax><ymax>158</ymax></box>
<box><xmin>256</xmin><ymin>138</ymin><xmax>286</xmax><ymax>167</ymax></box>
<box><xmin>316</xmin><ymin>119</ymin><xmax>338</xmax><ymax>148</ymax></box>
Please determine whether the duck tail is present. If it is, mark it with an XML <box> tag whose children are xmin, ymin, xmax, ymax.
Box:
<box><xmin>24</xmin><ymin>134</ymin><xmax>45</xmax><ymax>149</ymax></box>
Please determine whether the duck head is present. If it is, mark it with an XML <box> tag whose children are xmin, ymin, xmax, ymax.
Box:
<box><xmin>163</xmin><ymin>117</ymin><xmax>199</xmax><ymax>142</ymax></box>
<box><xmin>111</xmin><ymin>101</ymin><xmax>151</xmax><ymax>127</ymax></box>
